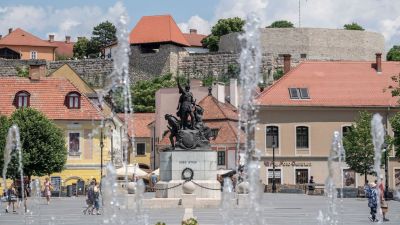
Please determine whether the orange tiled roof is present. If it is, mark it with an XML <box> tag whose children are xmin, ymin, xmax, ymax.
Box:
<box><xmin>129</xmin><ymin>15</ymin><xmax>189</xmax><ymax>46</ymax></box>
<box><xmin>0</xmin><ymin>28</ymin><xmax>56</xmax><ymax>48</ymax></box>
<box><xmin>0</xmin><ymin>77</ymin><xmax>103</xmax><ymax>120</ymax></box>
<box><xmin>52</xmin><ymin>41</ymin><xmax>75</xmax><ymax>58</ymax></box>
<box><xmin>182</xmin><ymin>33</ymin><xmax>206</xmax><ymax>47</ymax></box>
<box><xmin>118</xmin><ymin>113</ymin><xmax>155</xmax><ymax>138</ymax></box>
<box><xmin>257</xmin><ymin>61</ymin><xmax>400</xmax><ymax>107</ymax></box>
<box><xmin>198</xmin><ymin>95</ymin><xmax>238</xmax><ymax>121</ymax></box>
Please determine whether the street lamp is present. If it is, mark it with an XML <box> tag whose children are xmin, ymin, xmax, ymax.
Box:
<box><xmin>272</xmin><ymin>136</ymin><xmax>277</xmax><ymax>193</ymax></box>
<box><xmin>100</xmin><ymin>118</ymin><xmax>117</xmax><ymax>178</ymax></box>
<box><xmin>382</xmin><ymin>142</ymin><xmax>389</xmax><ymax>200</ymax></box>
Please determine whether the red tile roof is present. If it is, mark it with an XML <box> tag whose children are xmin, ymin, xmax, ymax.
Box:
<box><xmin>0</xmin><ymin>77</ymin><xmax>103</xmax><ymax>120</ymax></box>
<box><xmin>0</xmin><ymin>28</ymin><xmax>56</xmax><ymax>48</ymax></box>
<box><xmin>129</xmin><ymin>15</ymin><xmax>190</xmax><ymax>46</ymax></box>
<box><xmin>182</xmin><ymin>33</ymin><xmax>206</xmax><ymax>47</ymax></box>
<box><xmin>257</xmin><ymin>61</ymin><xmax>400</xmax><ymax>107</ymax></box>
<box><xmin>118</xmin><ymin>113</ymin><xmax>155</xmax><ymax>138</ymax></box>
<box><xmin>52</xmin><ymin>41</ymin><xmax>75</xmax><ymax>58</ymax></box>
<box><xmin>198</xmin><ymin>95</ymin><xmax>238</xmax><ymax>121</ymax></box>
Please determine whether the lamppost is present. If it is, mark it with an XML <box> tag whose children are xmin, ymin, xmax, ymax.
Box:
<box><xmin>100</xmin><ymin>128</ymin><xmax>104</xmax><ymax>178</ymax></box>
<box><xmin>100</xmin><ymin>118</ymin><xmax>117</xmax><ymax>178</ymax></box>
<box><xmin>272</xmin><ymin>136</ymin><xmax>277</xmax><ymax>193</ymax></box>
<box><xmin>383</xmin><ymin>142</ymin><xmax>389</xmax><ymax>200</ymax></box>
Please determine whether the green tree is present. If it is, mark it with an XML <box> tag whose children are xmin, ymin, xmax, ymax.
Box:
<box><xmin>387</xmin><ymin>45</ymin><xmax>400</xmax><ymax>61</ymax></box>
<box><xmin>0</xmin><ymin>115</ymin><xmax>9</xmax><ymax>174</ymax></box>
<box><xmin>89</xmin><ymin>21</ymin><xmax>117</xmax><ymax>56</ymax></box>
<box><xmin>267</xmin><ymin>20</ymin><xmax>294</xmax><ymax>28</ymax></box>
<box><xmin>343</xmin><ymin>22</ymin><xmax>365</xmax><ymax>31</ymax></box>
<box><xmin>343</xmin><ymin>111</ymin><xmax>376</xmax><ymax>183</ymax></box>
<box><xmin>73</xmin><ymin>37</ymin><xmax>90</xmax><ymax>59</ymax></box>
<box><xmin>389</xmin><ymin>112</ymin><xmax>400</xmax><ymax>158</ymax></box>
<box><xmin>2</xmin><ymin>108</ymin><xmax>67</xmax><ymax>179</ymax></box>
<box><xmin>202</xmin><ymin>17</ymin><xmax>245</xmax><ymax>52</ymax></box>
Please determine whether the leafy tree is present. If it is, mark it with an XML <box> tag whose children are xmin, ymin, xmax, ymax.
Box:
<box><xmin>387</xmin><ymin>45</ymin><xmax>400</xmax><ymax>61</ymax></box>
<box><xmin>89</xmin><ymin>21</ymin><xmax>117</xmax><ymax>56</ymax></box>
<box><xmin>0</xmin><ymin>115</ymin><xmax>9</xmax><ymax>174</ymax></box>
<box><xmin>267</xmin><ymin>20</ymin><xmax>294</xmax><ymax>28</ymax></box>
<box><xmin>2</xmin><ymin>108</ymin><xmax>67</xmax><ymax>179</ymax></box>
<box><xmin>343</xmin><ymin>22</ymin><xmax>365</xmax><ymax>31</ymax></box>
<box><xmin>202</xmin><ymin>17</ymin><xmax>245</xmax><ymax>52</ymax></box>
<box><xmin>343</xmin><ymin>111</ymin><xmax>379</xmax><ymax>183</ymax></box>
<box><xmin>273</xmin><ymin>69</ymin><xmax>284</xmax><ymax>80</ymax></box>
<box><xmin>73</xmin><ymin>37</ymin><xmax>90</xmax><ymax>59</ymax></box>
<box><xmin>389</xmin><ymin>112</ymin><xmax>400</xmax><ymax>158</ymax></box>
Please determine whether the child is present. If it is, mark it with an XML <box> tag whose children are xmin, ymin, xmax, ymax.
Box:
<box><xmin>365</xmin><ymin>181</ymin><xmax>378</xmax><ymax>222</ymax></box>
<box><xmin>5</xmin><ymin>183</ymin><xmax>17</xmax><ymax>213</ymax></box>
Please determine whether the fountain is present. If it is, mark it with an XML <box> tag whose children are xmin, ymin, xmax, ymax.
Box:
<box><xmin>371</xmin><ymin>113</ymin><xmax>385</xmax><ymax>222</ymax></box>
<box><xmin>318</xmin><ymin>131</ymin><xmax>345</xmax><ymax>225</ymax></box>
<box><xmin>236</xmin><ymin>13</ymin><xmax>264</xmax><ymax>225</ymax></box>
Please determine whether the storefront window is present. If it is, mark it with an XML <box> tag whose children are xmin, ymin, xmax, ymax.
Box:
<box><xmin>395</xmin><ymin>169</ymin><xmax>400</xmax><ymax>188</ymax></box>
<box><xmin>268</xmin><ymin>169</ymin><xmax>281</xmax><ymax>184</ymax></box>
<box><xmin>295</xmin><ymin>169</ymin><xmax>308</xmax><ymax>184</ymax></box>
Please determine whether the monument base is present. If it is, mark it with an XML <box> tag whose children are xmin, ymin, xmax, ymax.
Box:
<box><xmin>155</xmin><ymin>180</ymin><xmax>221</xmax><ymax>199</ymax></box>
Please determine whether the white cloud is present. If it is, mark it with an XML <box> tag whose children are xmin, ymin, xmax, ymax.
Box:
<box><xmin>214</xmin><ymin>0</ymin><xmax>269</xmax><ymax>25</ymax></box>
<box><xmin>178</xmin><ymin>15</ymin><xmax>210</xmax><ymax>35</ymax></box>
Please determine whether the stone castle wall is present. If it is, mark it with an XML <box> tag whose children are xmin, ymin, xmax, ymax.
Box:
<box><xmin>219</xmin><ymin>28</ymin><xmax>386</xmax><ymax>61</ymax></box>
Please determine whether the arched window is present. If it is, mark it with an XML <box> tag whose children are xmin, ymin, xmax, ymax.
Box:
<box><xmin>14</xmin><ymin>91</ymin><xmax>30</xmax><ymax>108</ymax></box>
<box><xmin>296</xmin><ymin>126</ymin><xmax>309</xmax><ymax>148</ymax></box>
<box><xmin>66</xmin><ymin>92</ymin><xmax>81</xmax><ymax>109</ymax></box>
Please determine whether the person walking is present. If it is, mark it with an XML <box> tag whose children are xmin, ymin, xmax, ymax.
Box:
<box><xmin>150</xmin><ymin>173</ymin><xmax>158</xmax><ymax>192</ymax></box>
<box><xmin>84</xmin><ymin>180</ymin><xmax>95</xmax><ymax>215</ymax></box>
<box><xmin>379</xmin><ymin>178</ymin><xmax>389</xmax><ymax>222</ymax></box>
<box><xmin>365</xmin><ymin>181</ymin><xmax>379</xmax><ymax>222</ymax></box>
<box><xmin>93</xmin><ymin>179</ymin><xmax>101</xmax><ymax>215</ymax></box>
<box><xmin>5</xmin><ymin>183</ymin><xmax>17</xmax><ymax>213</ymax></box>
<box><xmin>308</xmin><ymin>176</ymin><xmax>315</xmax><ymax>194</ymax></box>
<box><xmin>43</xmin><ymin>177</ymin><xmax>52</xmax><ymax>205</ymax></box>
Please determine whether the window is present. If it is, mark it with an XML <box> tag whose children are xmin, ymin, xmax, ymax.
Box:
<box><xmin>343</xmin><ymin>169</ymin><xmax>356</xmax><ymax>187</ymax></box>
<box><xmin>66</xmin><ymin>92</ymin><xmax>81</xmax><ymax>109</ymax></box>
<box><xmin>140</xmin><ymin>43</ymin><xmax>160</xmax><ymax>53</ymax></box>
<box><xmin>30</xmin><ymin>51</ymin><xmax>37</xmax><ymax>59</ymax></box>
<box><xmin>217</xmin><ymin>151</ymin><xmax>226</xmax><ymax>166</ymax></box>
<box><xmin>210</xmin><ymin>128</ymin><xmax>220</xmax><ymax>139</ymax></box>
<box><xmin>342</xmin><ymin>126</ymin><xmax>352</xmax><ymax>137</ymax></box>
<box><xmin>295</xmin><ymin>169</ymin><xmax>308</xmax><ymax>184</ymax></box>
<box><xmin>68</xmin><ymin>133</ymin><xmax>80</xmax><ymax>155</ymax></box>
<box><xmin>296</xmin><ymin>126</ymin><xmax>309</xmax><ymax>148</ymax></box>
<box><xmin>266</xmin><ymin>126</ymin><xmax>279</xmax><ymax>148</ymax></box>
<box><xmin>136</xmin><ymin>143</ymin><xmax>146</xmax><ymax>155</ymax></box>
<box><xmin>289</xmin><ymin>88</ymin><xmax>310</xmax><ymax>99</ymax></box>
<box><xmin>300</xmin><ymin>54</ymin><xmax>307</xmax><ymax>59</ymax></box>
<box><xmin>267</xmin><ymin>169</ymin><xmax>281</xmax><ymax>184</ymax></box>
<box><xmin>15</xmin><ymin>91</ymin><xmax>30</xmax><ymax>108</ymax></box>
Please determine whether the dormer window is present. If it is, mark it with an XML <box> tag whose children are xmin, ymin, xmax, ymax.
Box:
<box><xmin>66</xmin><ymin>92</ymin><xmax>81</xmax><ymax>109</ymax></box>
<box><xmin>15</xmin><ymin>91</ymin><xmax>30</xmax><ymax>108</ymax></box>
<box><xmin>289</xmin><ymin>88</ymin><xmax>310</xmax><ymax>99</ymax></box>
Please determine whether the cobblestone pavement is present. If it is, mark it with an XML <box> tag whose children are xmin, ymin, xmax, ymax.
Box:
<box><xmin>0</xmin><ymin>193</ymin><xmax>399</xmax><ymax>225</ymax></box>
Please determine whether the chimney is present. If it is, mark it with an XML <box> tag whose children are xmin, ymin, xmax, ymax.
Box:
<box><xmin>0</xmin><ymin>35</ymin><xmax>2</xmax><ymax>40</ymax></box>
<box><xmin>189</xmin><ymin>29</ymin><xmax>197</xmax><ymax>34</ymax></box>
<box><xmin>229</xmin><ymin>78</ymin><xmax>238</xmax><ymax>108</ymax></box>
<box><xmin>65</xmin><ymin>36</ymin><xmax>71</xmax><ymax>44</ymax></box>
<box><xmin>212</xmin><ymin>82</ymin><xmax>225</xmax><ymax>103</ymax></box>
<box><xmin>48</xmin><ymin>34</ymin><xmax>54</xmax><ymax>42</ymax></box>
<box><xmin>77</xmin><ymin>36</ymin><xmax>84</xmax><ymax>41</ymax></box>
<box><xmin>8</xmin><ymin>28</ymin><xmax>12</xmax><ymax>34</ymax></box>
<box><xmin>29</xmin><ymin>62</ymin><xmax>47</xmax><ymax>80</ymax></box>
<box><xmin>376</xmin><ymin>53</ymin><xmax>382</xmax><ymax>73</ymax></box>
<box><xmin>283</xmin><ymin>54</ymin><xmax>291</xmax><ymax>74</ymax></box>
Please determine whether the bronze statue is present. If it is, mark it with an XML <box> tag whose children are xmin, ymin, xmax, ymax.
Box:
<box><xmin>165</xmin><ymin>114</ymin><xmax>180</xmax><ymax>148</ymax></box>
<box><xmin>176</xmin><ymin>79</ymin><xmax>195</xmax><ymax>130</ymax></box>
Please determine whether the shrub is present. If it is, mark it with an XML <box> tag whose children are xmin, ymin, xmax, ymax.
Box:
<box><xmin>182</xmin><ymin>218</ymin><xmax>198</xmax><ymax>225</ymax></box>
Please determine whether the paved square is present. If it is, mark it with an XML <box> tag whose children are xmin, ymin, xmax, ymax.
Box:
<box><xmin>0</xmin><ymin>193</ymin><xmax>399</xmax><ymax>225</ymax></box>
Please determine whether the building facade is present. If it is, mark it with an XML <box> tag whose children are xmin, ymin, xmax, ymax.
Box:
<box><xmin>255</xmin><ymin>56</ymin><xmax>400</xmax><ymax>190</ymax></box>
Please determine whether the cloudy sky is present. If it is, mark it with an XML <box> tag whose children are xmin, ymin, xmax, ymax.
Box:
<box><xmin>0</xmin><ymin>0</ymin><xmax>399</xmax><ymax>48</ymax></box>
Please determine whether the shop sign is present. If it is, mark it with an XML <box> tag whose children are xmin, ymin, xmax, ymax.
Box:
<box><xmin>264</xmin><ymin>160</ymin><xmax>311</xmax><ymax>167</ymax></box>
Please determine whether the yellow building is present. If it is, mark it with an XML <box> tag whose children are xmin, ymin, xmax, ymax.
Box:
<box><xmin>0</xmin><ymin>62</ymin><xmax>115</xmax><ymax>193</ymax></box>
<box><xmin>0</xmin><ymin>28</ymin><xmax>56</xmax><ymax>60</ymax></box>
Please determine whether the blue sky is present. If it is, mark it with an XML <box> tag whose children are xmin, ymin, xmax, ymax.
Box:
<box><xmin>0</xmin><ymin>0</ymin><xmax>399</xmax><ymax>48</ymax></box>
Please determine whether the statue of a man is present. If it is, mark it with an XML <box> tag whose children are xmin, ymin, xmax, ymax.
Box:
<box><xmin>176</xmin><ymin>79</ymin><xmax>195</xmax><ymax>129</ymax></box>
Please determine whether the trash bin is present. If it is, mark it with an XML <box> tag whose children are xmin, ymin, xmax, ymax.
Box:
<box><xmin>66</xmin><ymin>185</ymin><xmax>73</xmax><ymax>197</ymax></box>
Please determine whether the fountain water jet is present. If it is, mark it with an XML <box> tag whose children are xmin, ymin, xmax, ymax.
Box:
<box><xmin>237</xmin><ymin>13</ymin><xmax>264</xmax><ymax>225</ymax></box>
<box><xmin>318</xmin><ymin>131</ymin><xmax>345</xmax><ymax>225</ymax></box>
<box><xmin>371</xmin><ymin>113</ymin><xmax>385</xmax><ymax>222</ymax></box>
<box><xmin>220</xmin><ymin>177</ymin><xmax>235</xmax><ymax>225</ymax></box>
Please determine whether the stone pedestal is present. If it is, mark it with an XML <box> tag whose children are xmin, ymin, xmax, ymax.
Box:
<box><xmin>156</xmin><ymin>150</ymin><xmax>221</xmax><ymax>199</ymax></box>
<box><xmin>181</xmin><ymin>194</ymin><xmax>196</xmax><ymax>208</ymax></box>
